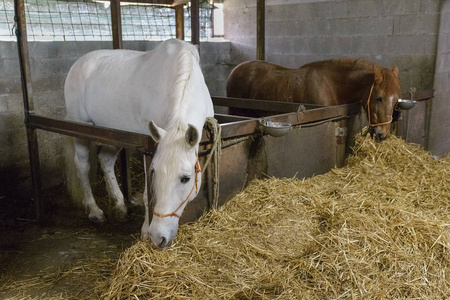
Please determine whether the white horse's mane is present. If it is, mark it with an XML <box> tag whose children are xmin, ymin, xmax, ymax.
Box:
<box><xmin>151</xmin><ymin>40</ymin><xmax>201</xmax><ymax>200</ymax></box>
<box><xmin>163</xmin><ymin>40</ymin><xmax>200</xmax><ymax>132</ymax></box>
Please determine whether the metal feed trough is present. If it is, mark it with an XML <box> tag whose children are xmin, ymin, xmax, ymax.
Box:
<box><xmin>182</xmin><ymin>98</ymin><xmax>362</xmax><ymax>223</ymax></box>
<box><xmin>24</xmin><ymin>95</ymin><xmax>361</xmax><ymax>223</ymax></box>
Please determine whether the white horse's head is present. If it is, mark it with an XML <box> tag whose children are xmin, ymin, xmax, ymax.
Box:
<box><xmin>146</xmin><ymin>121</ymin><xmax>202</xmax><ymax>248</ymax></box>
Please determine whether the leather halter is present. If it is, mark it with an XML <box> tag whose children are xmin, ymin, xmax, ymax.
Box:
<box><xmin>365</xmin><ymin>83</ymin><xmax>393</xmax><ymax>127</ymax></box>
<box><xmin>152</xmin><ymin>150</ymin><xmax>201</xmax><ymax>219</ymax></box>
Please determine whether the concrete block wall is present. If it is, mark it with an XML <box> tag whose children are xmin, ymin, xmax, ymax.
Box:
<box><xmin>0</xmin><ymin>40</ymin><xmax>231</xmax><ymax>198</ymax></box>
<box><xmin>223</xmin><ymin>0</ymin><xmax>449</xmax><ymax>155</ymax></box>
<box><xmin>429</xmin><ymin>0</ymin><xmax>450</xmax><ymax>156</ymax></box>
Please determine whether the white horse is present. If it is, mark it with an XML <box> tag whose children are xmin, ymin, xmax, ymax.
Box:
<box><xmin>64</xmin><ymin>39</ymin><xmax>214</xmax><ymax>248</ymax></box>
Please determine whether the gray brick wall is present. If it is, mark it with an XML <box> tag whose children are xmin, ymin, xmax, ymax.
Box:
<box><xmin>223</xmin><ymin>0</ymin><xmax>449</xmax><ymax>155</ymax></box>
<box><xmin>0</xmin><ymin>40</ymin><xmax>231</xmax><ymax>198</ymax></box>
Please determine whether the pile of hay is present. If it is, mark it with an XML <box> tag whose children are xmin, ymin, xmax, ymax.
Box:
<box><xmin>101</xmin><ymin>133</ymin><xmax>450</xmax><ymax>299</ymax></box>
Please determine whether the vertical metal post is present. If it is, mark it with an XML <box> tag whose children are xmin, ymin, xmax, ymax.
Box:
<box><xmin>191</xmin><ymin>0</ymin><xmax>200</xmax><ymax>45</ymax></box>
<box><xmin>14</xmin><ymin>0</ymin><xmax>43</xmax><ymax>222</ymax></box>
<box><xmin>257</xmin><ymin>0</ymin><xmax>265</xmax><ymax>60</ymax></box>
<box><xmin>110</xmin><ymin>0</ymin><xmax>131</xmax><ymax>202</ymax></box>
<box><xmin>175</xmin><ymin>4</ymin><xmax>185</xmax><ymax>40</ymax></box>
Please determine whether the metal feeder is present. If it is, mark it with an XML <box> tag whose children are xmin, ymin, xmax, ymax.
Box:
<box><xmin>397</xmin><ymin>99</ymin><xmax>417</xmax><ymax>110</ymax></box>
<box><xmin>260</xmin><ymin>119</ymin><xmax>292</xmax><ymax>137</ymax></box>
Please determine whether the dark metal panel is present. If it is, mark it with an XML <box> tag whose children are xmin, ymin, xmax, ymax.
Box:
<box><xmin>180</xmin><ymin>139</ymin><xmax>250</xmax><ymax>224</ymax></box>
<box><xmin>266</xmin><ymin>122</ymin><xmax>337</xmax><ymax>179</ymax></box>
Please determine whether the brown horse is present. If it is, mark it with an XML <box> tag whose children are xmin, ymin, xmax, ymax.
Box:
<box><xmin>226</xmin><ymin>58</ymin><xmax>401</xmax><ymax>142</ymax></box>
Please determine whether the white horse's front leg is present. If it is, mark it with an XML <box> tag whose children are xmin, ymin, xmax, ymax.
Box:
<box><xmin>74</xmin><ymin>139</ymin><xmax>106</xmax><ymax>224</ymax></box>
<box><xmin>141</xmin><ymin>184</ymin><xmax>150</xmax><ymax>240</ymax></box>
<box><xmin>141</xmin><ymin>155</ymin><xmax>151</xmax><ymax>240</ymax></box>
<box><xmin>98</xmin><ymin>145</ymin><xmax>128</xmax><ymax>222</ymax></box>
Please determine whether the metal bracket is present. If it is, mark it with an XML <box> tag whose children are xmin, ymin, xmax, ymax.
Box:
<box><xmin>335</xmin><ymin>127</ymin><xmax>347</xmax><ymax>137</ymax></box>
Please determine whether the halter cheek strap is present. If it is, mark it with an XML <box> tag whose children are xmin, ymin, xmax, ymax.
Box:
<box><xmin>152</xmin><ymin>150</ymin><xmax>201</xmax><ymax>219</ymax></box>
<box><xmin>365</xmin><ymin>83</ymin><xmax>393</xmax><ymax>127</ymax></box>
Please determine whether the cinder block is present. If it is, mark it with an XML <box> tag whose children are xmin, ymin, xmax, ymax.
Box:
<box><xmin>347</xmin><ymin>0</ymin><xmax>384</xmax><ymax>18</ymax></box>
<box><xmin>420</xmin><ymin>0</ymin><xmax>441</xmax><ymax>14</ymax></box>
<box><xmin>0</xmin><ymin>94</ymin><xmax>7</xmax><ymax>113</ymax></box>
<box><xmin>317</xmin><ymin>1</ymin><xmax>350</xmax><ymax>19</ymax></box>
<box><xmin>0</xmin><ymin>42</ymin><xmax>17</xmax><ymax>59</ymax></box>
<box><xmin>351</xmin><ymin>35</ymin><xmax>387</xmax><ymax>56</ymax></box>
<box><xmin>383</xmin><ymin>0</ymin><xmax>420</xmax><ymax>15</ymax></box>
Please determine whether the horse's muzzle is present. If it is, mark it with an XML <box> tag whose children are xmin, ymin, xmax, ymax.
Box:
<box><xmin>369</xmin><ymin>126</ymin><xmax>387</xmax><ymax>142</ymax></box>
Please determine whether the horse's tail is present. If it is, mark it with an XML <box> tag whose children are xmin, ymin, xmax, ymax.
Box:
<box><xmin>64</xmin><ymin>136</ymin><xmax>97</xmax><ymax>207</ymax></box>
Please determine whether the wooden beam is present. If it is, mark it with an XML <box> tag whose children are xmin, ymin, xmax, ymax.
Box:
<box><xmin>175</xmin><ymin>4</ymin><xmax>185</xmax><ymax>40</ymax></box>
<box><xmin>116</xmin><ymin>0</ymin><xmax>189</xmax><ymax>6</ymax></box>
<box><xmin>257</xmin><ymin>0</ymin><xmax>265</xmax><ymax>60</ymax></box>
<box><xmin>191</xmin><ymin>0</ymin><xmax>199</xmax><ymax>45</ymax></box>
<box><xmin>111</xmin><ymin>0</ymin><xmax>123</xmax><ymax>49</ymax></box>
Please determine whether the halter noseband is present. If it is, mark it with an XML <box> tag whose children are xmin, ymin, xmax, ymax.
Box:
<box><xmin>152</xmin><ymin>149</ymin><xmax>201</xmax><ymax>219</ymax></box>
<box><xmin>365</xmin><ymin>83</ymin><xmax>393</xmax><ymax>127</ymax></box>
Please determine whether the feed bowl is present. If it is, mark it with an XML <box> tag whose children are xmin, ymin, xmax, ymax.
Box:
<box><xmin>261</xmin><ymin>121</ymin><xmax>292</xmax><ymax>137</ymax></box>
<box><xmin>397</xmin><ymin>99</ymin><xmax>416</xmax><ymax>110</ymax></box>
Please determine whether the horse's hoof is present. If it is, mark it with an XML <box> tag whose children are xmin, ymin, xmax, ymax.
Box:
<box><xmin>113</xmin><ymin>207</ymin><xmax>129</xmax><ymax>223</ymax></box>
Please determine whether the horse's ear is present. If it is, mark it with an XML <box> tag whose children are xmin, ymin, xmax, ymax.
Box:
<box><xmin>392</xmin><ymin>66</ymin><xmax>399</xmax><ymax>78</ymax></box>
<box><xmin>185</xmin><ymin>124</ymin><xmax>198</xmax><ymax>147</ymax></box>
<box><xmin>149</xmin><ymin>121</ymin><xmax>167</xmax><ymax>143</ymax></box>
<box><xmin>373</xmin><ymin>65</ymin><xmax>383</xmax><ymax>83</ymax></box>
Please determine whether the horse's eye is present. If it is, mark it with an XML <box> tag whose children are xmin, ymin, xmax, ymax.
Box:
<box><xmin>376</xmin><ymin>97</ymin><xmax>383</xmax><ymax>102</ymax></box>
<box><xmin>180</xmin><ymin>176</ymin><xmax>190</xmax><ymax>183</ymax></box>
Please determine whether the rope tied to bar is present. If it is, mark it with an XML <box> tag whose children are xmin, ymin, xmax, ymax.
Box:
<box><xmin>203</xmin><ymin>117</ymin><xmax>221</xmax><ymax>209</ymax></box>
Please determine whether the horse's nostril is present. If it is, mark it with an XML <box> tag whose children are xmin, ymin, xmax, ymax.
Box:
<box><xmin>375</xmin><ymin>133</ymin><xmax>385</xmax><ymax>142</ymax></box>
<box><xmin>159</xmin><ymin>236</ymin><xmax>166</xmax><ymax>248</ymax></box>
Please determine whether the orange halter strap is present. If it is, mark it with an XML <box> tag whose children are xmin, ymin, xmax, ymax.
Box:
<box><xmin>365</xmin><ymin>83</ymin><xmax>393</xmax><ymax>127</ymax></box>
<box><xmin>152</xmin><ymin>150</ymin><xmax>201</xmax><ymax>219</ymax></box>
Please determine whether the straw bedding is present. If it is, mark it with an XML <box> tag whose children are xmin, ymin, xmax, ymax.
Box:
<box><xmin>101</xmin><ymin>132</ymin><xmax>450</xmax><ymax>299</ymax></box>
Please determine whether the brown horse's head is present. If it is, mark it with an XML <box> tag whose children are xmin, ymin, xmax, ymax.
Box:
<box><xmin>366</xmin><ymin>65</ymin><xmax>401</xmax><ymax>142</ymax></box>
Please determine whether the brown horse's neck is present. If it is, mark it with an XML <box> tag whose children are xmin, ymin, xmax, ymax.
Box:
<box><xmin>298</xmin><ymin>59</ymin><xmax>376</xmax><ymax>106</ymax></box>
<box><xmin>331</xmin><ymin>60</ymin><xmax>376</xmax><ymax>105</ymax></box>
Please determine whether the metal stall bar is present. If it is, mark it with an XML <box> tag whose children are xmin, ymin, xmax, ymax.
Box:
<box><xmin>212</xmin><ymin>96</ymin><xmax>321</xmax><ymax>112</ymax></box>
<box><xmin>201</xmin><ymin>101</ymin><xmax>361</xmax><ymax>142</ymax></box>
<box><xmin>14</xmin><ymin>0</ymin><xmax>43</xmax><ymax>222</ymax></box>
<box><xmin>27</xmin><ymin>115</ymin><xmax>156</xmax><ymax>153</ymax></box>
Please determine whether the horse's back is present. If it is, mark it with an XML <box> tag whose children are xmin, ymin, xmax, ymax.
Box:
<box><xmin>227</xmin><ymin>58</ymin><xmax>377</xmax><ymax>107</ymax></box>
<box><xmin>227</xmin><ymin>60</ymin><xmax>306</xmax><ymax>102</ymax></box>
<box><xmin>65</xmin><ymin>39</ymin><xmax>200</xmax><ymax>134</ymax></box>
